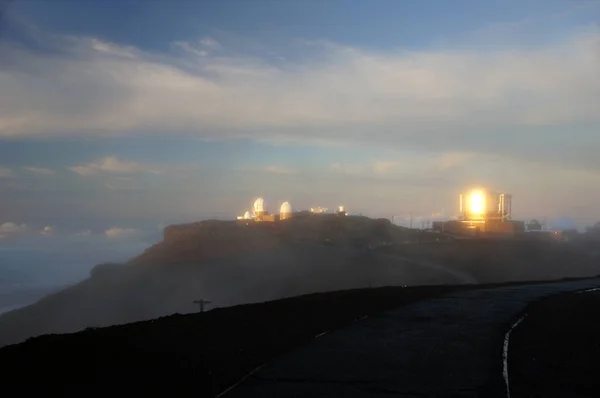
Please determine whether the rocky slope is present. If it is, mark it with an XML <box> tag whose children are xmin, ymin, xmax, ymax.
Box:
<box><xmin>0</xmin><ymin>215</ymin><xmax>451</xmax><ymax>347</ymax></box>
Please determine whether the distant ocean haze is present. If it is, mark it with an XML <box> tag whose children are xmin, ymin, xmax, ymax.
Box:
<box><xmin>0</xmin><ymin>243</ymin><xmax>146</xmax><ymax>314</ymax></box>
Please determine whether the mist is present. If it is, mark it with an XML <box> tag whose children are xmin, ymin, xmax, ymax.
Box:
<box><xmin>0</xmin><ymin>217</ymin><xmax>598</xmax><ymax>348</ymax></box>
<box><xmin>0</xmin><ymin>229</ymin><xmax>160</xmax><ymax>314</ymax></box>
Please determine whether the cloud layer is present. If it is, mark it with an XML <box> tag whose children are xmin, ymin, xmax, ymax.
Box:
<box><xmin>68</xmin><ymin>156</ymin><xmax>164</xmax><ymax>176</ymax></box>
<box><xmin>1</xmin><ymin>23</ymin><xmax>599</xmax><ymax>170</ymax></box>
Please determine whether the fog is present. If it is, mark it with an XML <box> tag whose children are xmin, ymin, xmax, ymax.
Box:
<box><xmin>0</xmin><ymin>240</ymin><xmax>458</xmax><ymax>347</ymax></box>
<box><xmin>0</xmin><ymin>220</ymin><xmax>599</xmax><ymax>349</ymax></box>
<box><xmin>0</xmin><ymin>230</ymin><xmax>160</xmax><ymax>314</ymax></box>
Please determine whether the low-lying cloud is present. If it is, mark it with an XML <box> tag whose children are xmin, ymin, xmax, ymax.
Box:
<box><xmin>22</xmin><ymin>166</ymin><xmax>56</xmax><ymax>175</ymax></box>
<box><xmin>0</xmin><ymin>167</ymin><xmax>14</xmax><ymax>178</ymax></box>
<box><xmin>104</xmin><ymin>227</ymin><xmax>144</xmax><ymax>239</ymax></box>
<box><xmin>0</xmin><ymin>222</ymin><xmax>27</xmax><ymax>238</ymax></box>
<box><xmin>69</xmin><ymin>156</ymin><xmax>164</xmax><ymax>176</ymax></box>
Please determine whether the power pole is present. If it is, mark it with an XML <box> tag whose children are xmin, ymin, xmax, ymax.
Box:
<box><xmin>193</xmin><ymin>299</ymin><xmax>211</xmax><ymax>313</ymax></box>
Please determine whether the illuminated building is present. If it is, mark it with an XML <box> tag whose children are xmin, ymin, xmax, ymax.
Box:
<box><xmin>459</xmin><ymin>189</ymin><xmax>512</xmax><ymax>222</ymax></box>
<box><xmin>253</xmin><ymin>197</ymin><xmax>265</xmax><ymax>220</ymax></box>
<box><xmin>280</xmin><ymin>202</ymin><xmax>292</xmax><ymax>220</ymax></box>
<box><xmin>434</xmin><ymin>188</ymin><xmax>524</xmax><ymax>235</ymax></box>
<box><xmin>335</xmin><ymin>205</ymin><xmax>347</xmax><ymax>216</ymax></box>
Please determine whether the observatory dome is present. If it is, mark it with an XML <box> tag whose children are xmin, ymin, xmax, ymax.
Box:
<box><xmin>280</xmin><ymin>201</ymin><xmax>292</xmax><ymax>220</ymax></box>
<box><xmin>280</xmin><ymin>201</ymin><xmax>292</xmax><ymax>214</ymax></box>
<box><xmin>253</xmin><ymin>197</ymin><xmax>265</xmax><ymax>213</ymax></box>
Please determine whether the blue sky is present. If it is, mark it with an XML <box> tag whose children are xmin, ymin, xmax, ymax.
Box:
<box><xmin>1</xmin><ymin>0</ymin><xmax>600</xmax><ymax>242</ymax></box>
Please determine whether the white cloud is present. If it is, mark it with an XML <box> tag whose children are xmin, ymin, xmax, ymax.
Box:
<box><xmin>0</xmin><ymin>20</ymin><xmax>599</xmax><ymax>171</ymax></box>
<box><xmin>372</xmin><ymin>161</ymin><xmax>401</xmax><ymax>175</ymax></box>
<box><xmin>22</xmin><ymin>166</ymin><xmax>56</xmax><ymax>175</ymax></box>
<box><xmin>173</xmin><ymin>41</ymin><xmax>208</xmax><ymax>57</ymax></box>
<box><xmin>40</xmin><ymin>225</ymin><xmax>53</xmax><ymax>235</ymax></box>
<box><xmin>68</xmin><ymin>156</ymin><xmax>164</xmax><ymax>176</ymax></box>
<box><xmin>0</xmin><ymin>167</ymin><xmax>14</xmax><ymax>178</ymax></box>
<box><xmin>0</xmin><ymin>222</ymin><xmax>27</xmax><ymax>239</ymax></box>
<box><xmin>174</xmin><ymin>36</ymin><xmax>221</xmax><ymax>57</ymax></box>
<box><xmin>200</xmin><ymin>37</ymin><xmax>220</xmax><ymax>49</ymax></box>
<box><xmin>262</xmin><ymin>165</ymin><xmax>296</xmax><ymax>175</ymax></box>
<box><xmin>104</xmin><ymin>227</ymin><xmax>142</xmax><ymax>239</ymax></box>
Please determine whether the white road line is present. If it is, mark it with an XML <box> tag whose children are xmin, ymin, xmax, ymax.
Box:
<box><xmin>575</xmin><ymin>287</ymin><xmax>600</xmax><ymax>294</ymax></box>
<box><xmin>314</xmin><ymin>331</ymin><xmax>330</xmax><ymax>339</ymax></box>
<box><xmin>214</xmin><ymin>363</ymin><xmax>267</xmax><ymax>398</ymax></box>
<box><xmin>503</xmin><ymin>314</ymin><xmax>526</xmax><ymax>398</ymax></box>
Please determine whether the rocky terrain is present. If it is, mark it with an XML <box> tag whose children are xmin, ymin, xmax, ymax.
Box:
<box><xmin>0</xmin><ymin>214</ymin><xmax>598</xmax><ymax>348</ymax></box>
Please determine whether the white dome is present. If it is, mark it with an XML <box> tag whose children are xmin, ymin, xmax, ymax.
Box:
<box><xmin>243</xmin><ymin>211</ymin><xmax>251</xmax><ymax>219</ymax></box>
<box><xmin>253</xmin><ymin>197</ymin><xmax>265</xmax><ymax>213</ymax></box>
<box><xmin>280</xmin><ymin>201</ymin><xmax>292</xmax><ymax>214</ymax></box>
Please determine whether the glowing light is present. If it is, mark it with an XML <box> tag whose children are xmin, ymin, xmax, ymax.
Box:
<box><xmin>469</xmin><ymin>190</ymin><xmax>485</xmax><ymax>215</ymax></box>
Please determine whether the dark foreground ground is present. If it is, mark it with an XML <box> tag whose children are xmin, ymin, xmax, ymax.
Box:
<box><xmin>509</xmin><ymin>289</ymin><xmax>600</xmax><ymax>398</ymax></box>
<box><xmin>0</xmin><ymin>285</ymin><xmax>469</xmax><ymax>397</ymax></box>
<box><xmin>0</xmin><ymin>278</ymin><xmax>596</xmax><ymax>398</ymax></box>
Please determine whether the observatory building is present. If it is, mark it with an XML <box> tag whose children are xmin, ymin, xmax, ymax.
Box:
<box><xmin>459</xmin><ymin>189</ymin><xmax>512</xmax><ymax>222</ymax></box>
<box><xmin>253</xmin><ymin>197</ymin><xmax>265</xmax><ymax>219</ymax></box>
<box><xmin>434</xmin><ymin>188</ymin><xmax>524</xmax><ymax>235</ymax></box>
<box><xmin>237</xmin><ymin>197</ymin><xmax>291</xmax><ymax>222</ymax></box>
<box><xmin>280</xmin><ymin>201</ymin><xmax>292</xmax><ymax>220</ymax></box>
<box><xmin>458</xmin><ymin>188</ymin><xmax>523</xmax><ymax>234</ymax></box>
<box><xmin>335</xmin><ymin>205</ymin><xmax>347</xmax><ymax>216</ymax></box>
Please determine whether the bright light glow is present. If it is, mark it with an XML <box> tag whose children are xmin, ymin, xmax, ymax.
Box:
<box><xmin>469</xmin><ymin>190</ymin><xmax>485</xmax><ymax>215</ymax></box>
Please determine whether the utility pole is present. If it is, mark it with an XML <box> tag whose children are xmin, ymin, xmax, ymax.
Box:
<box><xmin>193</xmin><ymin>299</ymin><xmax>211</xmax><ymax>313</ymax></box>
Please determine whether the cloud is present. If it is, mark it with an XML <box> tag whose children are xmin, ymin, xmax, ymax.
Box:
<box><xmin>68</xmin><ymin>156</ymin><xmax>164</xmax><ymax>176</ymax></box>
<box><xmin>0</xmin><ymin>222</ymin><xmax>27</xmax><ymax>239</ymax></box>
<box><xmin>331</xmin><ymin>152</ymin><xmax>475</xmax><ymax>179</ymax></box>
<box><xmin>200</xmin><ymin>37</ymin><xmax>220</xmax><ymax>49</ymax></box>
<box><xmin>173</xmin><ymin>36</ymin><xmax>221</xmax><ymax>57</ymax></box>
<box><xmin>40</xmin><ymin>226</ymin><xmax>53</xmax><ymax>235</ymax></box>
<box><xmin>0</xmin><ymin>19</ymin><xmax>599</xmax><ymax>172</ymax></box>
<box><xmin>262</xmin><ymin>165</ymin><xmax>296</xmax><ymax>175</ymax></box>
<box><xmin>0</xmin><ymin>222</ymin><xmax>26</xmax><ymax>234</ymax></box>
<box><xmin>372</xmin><ymin>161</ymin><xmax>401</xmax><ymax>175</ymax></box>
<box><xmin>22</xmin><ymin>166</ymin><xmax>55</xmax><ymax>175</ymax></box>
<box><xmin>104</xmin><ymin>227</ymin><xmax>143</xmax><ymax>239</ymax></box>
<box><xmin>0</xmin><ymin>167</ymin><xmax>13</xmax><ymax>178</ymax></box>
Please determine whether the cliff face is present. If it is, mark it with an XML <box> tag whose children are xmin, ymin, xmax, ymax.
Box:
<box><xmin>129</xmin><ymin>216</ymin><xmax>409</xmax><ymax>267</ymax></box>
<box><xmin>129</xmin><ymin>220</ymin><xmax>283</xmax><ymax>266</ymax></box>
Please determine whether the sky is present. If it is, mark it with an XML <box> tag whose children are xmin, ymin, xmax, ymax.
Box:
<box><xmin>1</xmin><ymin>0</ymin><xmax>600</xmax><ymax>242</ymax></box>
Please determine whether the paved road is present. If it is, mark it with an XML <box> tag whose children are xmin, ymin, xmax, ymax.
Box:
<box><xmin>380</xmin><ymin>252</ymin><xmax>478</xmax><ymax>285</ymax></box>
<box><xmin>303</xmin><ymin>241</ymin><xmax>477</xmax><ymax>285</ymax></box>
<box><xmin>225</xmin><ymin>278</ymin><xmax>600</xmax><ymax>398</ymax></box>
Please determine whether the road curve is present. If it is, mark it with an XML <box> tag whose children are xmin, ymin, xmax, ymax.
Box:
<box><xmin>381</xmin><ymin>252</ymin><xmax>478</xmax><ymax>285</ymax></box>
<box><xmin>224</xmin><ymin>277</ymin><xmax>600</xmax><ymax>398</ymax></box>
<box><xmin>302</xmin><ymin>241</ymin><xmax>478</xmax><ymax>285</ymax></box>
